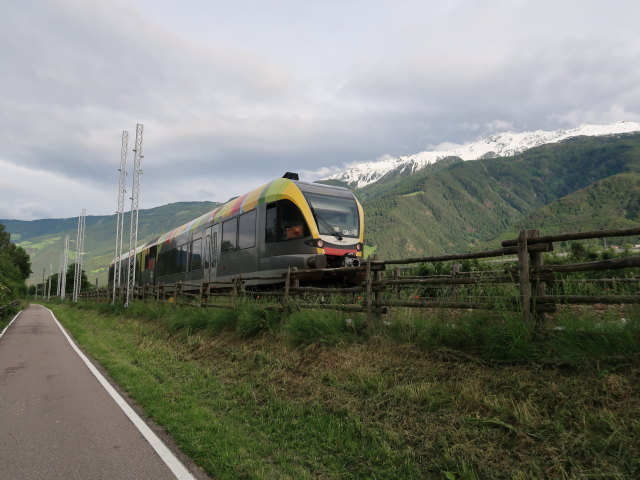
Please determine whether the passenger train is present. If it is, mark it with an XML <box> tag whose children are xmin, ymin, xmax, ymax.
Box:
<box><xmin>108</xmin><ymin>173</ymin><xmax>365</xmax><ymax>289</ymax></box>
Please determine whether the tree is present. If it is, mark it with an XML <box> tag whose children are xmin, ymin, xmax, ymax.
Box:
<box><xmin>570</xmin><ymin>241</ymin><xmax>586</xmax><ymax>261</ymax></box>
<box><xmin>0</xmin><ymin>223</ymin><xmax>10</xmax><ymax>248</ymax></box>
<box><xmin>7</xmin><ymin>243</ymin><xmax>31</xmax><ymax>280</ymax></box>
<box><xmin>58</xmin><ymin>263</ymin><xmax>92</xmax><ymax>294</ymax></box>
<box><xmin>0</xmin><ymin>222</ymin><xmax>31</xmax><ymax>298</ymax></box>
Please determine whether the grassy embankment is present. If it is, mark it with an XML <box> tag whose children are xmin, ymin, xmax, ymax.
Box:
<box><xmin>50</xmin><ymin>300</ymin><xmax>640</xmax><ymax>479</ymax></box>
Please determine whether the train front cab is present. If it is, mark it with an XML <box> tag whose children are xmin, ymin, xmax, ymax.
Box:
<box><xmin>256</xmin><ymin>181</ymin><xmax>364</xmax><ymax>283</ymax></box>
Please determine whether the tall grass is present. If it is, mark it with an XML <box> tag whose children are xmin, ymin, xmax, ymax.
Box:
<box><xmin>384</xmin><ymin>305</ymin><xmax>640</xmax><ymax>366</ymax></box>
<box><xmin>386</xmin><ymin>308</ymin><xmax>539</xmax><ymax>362</ymax></box>
<box><xmin>282</xmin><ymin>309</ymin><xmax>365</xmax><ymax>346</ymax></box>
<box><xmin>74</xmin><ymin>300</ymin><xmax>279</xmax><ymax>339</ymax></box>
<box><xmin>67</xmin><ymin>298</ymin><xmax>640</xmax><ymax>368</ymax></box>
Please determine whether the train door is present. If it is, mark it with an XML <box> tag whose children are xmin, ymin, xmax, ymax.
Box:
<box><xmin>218</xmin><ymin>210</ymin><xmax>258</xmax><ymax>277</ymax></box>
<box><xmin>188</xmin><ymin>235</ymin><xmax>204</xmax><ymax>282</ymax></box>
<box><xmin>204</xmin><ymin>227</ymin><xmax>218</xmax><ymax>282</ymax></box>
<box><xmin>139</xmin><ymin>245</ymin><xmax>157</xmax><ymax>285</ymax></box>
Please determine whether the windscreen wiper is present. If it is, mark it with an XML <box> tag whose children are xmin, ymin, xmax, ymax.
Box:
<box><xmin>311</xmin><ymin>208</ymin><xmax>343</xmax><ymax>241</ymax></box>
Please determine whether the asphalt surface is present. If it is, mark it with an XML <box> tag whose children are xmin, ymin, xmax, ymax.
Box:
<box><xmin>0</xmin><ymin>304</ymin><xmax>192</xmax><ymax>480</ymax></box>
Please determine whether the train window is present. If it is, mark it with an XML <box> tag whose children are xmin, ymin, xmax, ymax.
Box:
<box><xmin>178</xmin><ymin>243</ymin><xmax>190</xmax><ymax>273</ymax></box>
<box><xmin>204</xmin><ymin>227</ymin><xmax>217</xmax><ymax>268</ymax></box>
<box><xmin>265</xmin><ymin>204</ymin><xmax>277</xmax><ymax>243</ymax></box>
<box><xmin>266</xmin><ymin>200</ymin><xmax>309</xmax><ymax>243</ymax></box>
<box><xmin>304</xmin><ymin>193</ymin><xmax>359</xmax><ymax>238</ymax></box>
<box><xmin>145</xmin><ymin>248</ymin><xmax>155</xmax><ymax>271</ymax></box>
<box><xmin>158</xmin><ymin>248</ymin><xmax>177</xmax><ymax>276</ymax></box>
<box><xmin>238</xmin><ymin>210</ymin><xmax>256</xmax><ymax>250</ymax></box>
<box><xmin>211</xmin><ymin>232</ymin><xmax>218</xmax><ymax>267</ymax></box>
<box><xmin>204</xmin><ymin>234</ymin><xmax>211</xmax><ymax>269</ymax></box>
<box><xmin>221</xmin><ymin>218</ymin><xmax>237</xmax><ymax>253</ymax></box>
<box><xmin>191</xmin><ymin>238</ymin><xmax>202</xmax><ymax>271</ymax></box>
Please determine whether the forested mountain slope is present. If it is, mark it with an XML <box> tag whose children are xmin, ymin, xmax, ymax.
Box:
<box><xmin>492</xmin><ymin>172</ymin><xmax>640</xmax><ymax>244</ymax></box>
<box><xmin>358</xmin><ymin>133</ymin><xmax>640</xmax><ymax>258</ymax></box>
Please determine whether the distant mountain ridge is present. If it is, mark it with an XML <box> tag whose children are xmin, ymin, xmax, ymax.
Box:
<box><xmin>325</xmin><ymin>121</ymin><xmax>640</xmax><ymax>188</ymax></box>
<box><xmin>2</xmin><ymin>201</ymin><xmax>220</xmax><ymax>285</ymax></box>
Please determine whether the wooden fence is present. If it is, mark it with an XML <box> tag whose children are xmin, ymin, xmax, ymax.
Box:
<box><xmin>80</xmin><ymin>226</ymin><xmax>640</xmax><ymax>325</ymax></box>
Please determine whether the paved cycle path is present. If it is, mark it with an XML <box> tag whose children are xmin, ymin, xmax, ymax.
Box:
<box><xmin>0</xmin><ymin>304</ymin><xmax>198</xmax><ymax>480</ymax></box>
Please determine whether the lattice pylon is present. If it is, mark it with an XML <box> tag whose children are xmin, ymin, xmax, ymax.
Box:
<box><xmin>112</xmin><ymin>130</ymin><xmax>128</xmax><ymax>304</ymax></box>
<box><xmin>125</xmin><ymin>124</ymin><xmax>144</xmax><ymax>307</ymax></box>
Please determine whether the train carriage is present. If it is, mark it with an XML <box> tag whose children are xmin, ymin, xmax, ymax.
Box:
<box><xmin>109</xmin><ymin>174</ymin><xmax>365</xmax><ymax>289</ymax></box>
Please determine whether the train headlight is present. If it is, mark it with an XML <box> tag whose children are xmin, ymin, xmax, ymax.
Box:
<box><xmin>356</xmin><ymin>243</ymin><xmax>362</xmax><ymax>251</ymax></box>
<box><xmin>305</xmin><ymin>238</ymin><xmax>325</xmax><ymax>248</ymax></box>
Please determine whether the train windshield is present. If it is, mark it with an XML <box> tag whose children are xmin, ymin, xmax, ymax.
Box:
<box><xmin>304</xmin><ymin>193</ymin><xmax>359</xmax><ymax>239</ymax></box>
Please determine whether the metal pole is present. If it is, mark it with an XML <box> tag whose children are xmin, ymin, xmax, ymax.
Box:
<box><xmin>73</xmin><ymin>211</ymin><xmax>81</xmax><ymax>302</ymax></box>
<box><xmin>47</xmin><ymin>264</ymin><xmax>52</xmax><ymax>300</ymax></box>
<box><xmin>61</xmin><ymin>235</ymin><xmax>69</xmax><ymax>299</ymax></box>
<box><xmin>57</xmin><ymin>254</ymin><xmax>62</xmax><ymax>297</ymax></box>
<box><xmin>72</xmin><ymin>209</ymin><xmax>86</xmax><ymax>302</ymax></box>
<box><xmin>113</xmin><ymin>131</ymin><xmax>128</xmax><ymax>304</ymax></box>
<box><xmin>125</xmin><ymin>124</ymin><xmax>144</xmax><ymax>307</ymax></box>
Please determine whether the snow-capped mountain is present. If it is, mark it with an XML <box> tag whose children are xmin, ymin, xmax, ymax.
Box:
<box><xmin>324</xmin><ymin>121</ymin><xmax>640</xmax><ymax>188</ymax></box>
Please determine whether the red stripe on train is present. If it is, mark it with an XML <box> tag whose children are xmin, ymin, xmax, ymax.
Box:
<box><xmin>323</xmin><ymin>247</ymin><xmax>358</xmax><ymax>256</ymax></box>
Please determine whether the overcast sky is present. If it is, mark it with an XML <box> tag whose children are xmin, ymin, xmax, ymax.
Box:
<box><xmin>1</xmin><ymin>0</ymin><xmax>639</xmax><ymax>221</ymax></box>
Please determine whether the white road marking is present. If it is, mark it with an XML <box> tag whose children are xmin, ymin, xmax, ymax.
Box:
<box><xmin>46</xmin><ymin>307</ymin><xmax>197</xmax><ymax>480</ymax></box>
<box><xmin>0</xmin><ymin>310</ymin><xmax>21</xmax><ymax>339</ymax></box>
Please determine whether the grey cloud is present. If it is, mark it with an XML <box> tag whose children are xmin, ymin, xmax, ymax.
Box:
<box><xmin>2</xmin><ymin>0</ymin><xmax>640</xmax><ymax>219</ymax></box>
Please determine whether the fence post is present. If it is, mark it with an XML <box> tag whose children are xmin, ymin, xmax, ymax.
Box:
<box><xmin>517</xmin><ymin>230</ymin><xmax>531</xmax><ymax>325</ymax></box>
<box><xmin>283</xmin><ymin>267</ymin><xmax>291</xmax><ymax>311</ymax></box>
<box><xmin>373</xmin><ymin>255</ymin><xmax>382</xmax><ymax>315</ymax></box>
<box><xmin>366</xmin><ymin>256</ymin><xmax>373</xmax><ymax>323</ymax></box>
<box><xmin>231</xmin><ymin>276</ymin><xmax>237</xmax><ymax>307</ymax></box>
<box><xmin>291</xmin><ymin>268</ymin><xmax>300</xmax><ymax>305</ymax></box>
<box><xmin>393</xmin><ymin>267</ymin><xmax>400</xmax><ymax>298</ymax></box>
<box><xmin>205</xmin><ymin>283</ymin><xmax>212</xmax><ymax>305</ymax></box>
<box><xmin>452</xmin><ymin>262</ymin><xmax>461</xmax><ymax>296</ymax></box>
<box><xmin>528</xmin><ymin>229</ymin><xmax>546</xmax><ymax>327</ymax></box>
<box><xmin>238</xmin><ymin>274</ymin><xmax>244</xmax><ymax>296</ymax></box>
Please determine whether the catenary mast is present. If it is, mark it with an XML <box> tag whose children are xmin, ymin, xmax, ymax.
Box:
<box><xmin>125</xmin><ymin>124</ymin><xmax>143</xmax><ymax>307</ymax></box>
<box><xmin>72</xmin><ymin>209</ymin><xmax>86</xmax><ymax>302</ymax></box>
<box><xmin>112</xmin><ymin>130</ymin><xmax>128</xmax><ymax>304</ymax></box>
<box><xmin>60</xmin><ymin>235</ymin><xmax>69</xmax><ymax>299</ymax></box>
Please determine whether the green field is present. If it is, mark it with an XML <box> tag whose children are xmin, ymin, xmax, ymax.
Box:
<box><xmin>49</xmin><ymin>301</ymin><xmax>640</xmax><ymax>479</ymax></box>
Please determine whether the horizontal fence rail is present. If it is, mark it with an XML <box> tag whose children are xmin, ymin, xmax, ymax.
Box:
<box><xmin>79</xmin><ymin>226</ymin><xmax>640</xmax><ymax>326</ymax></box>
